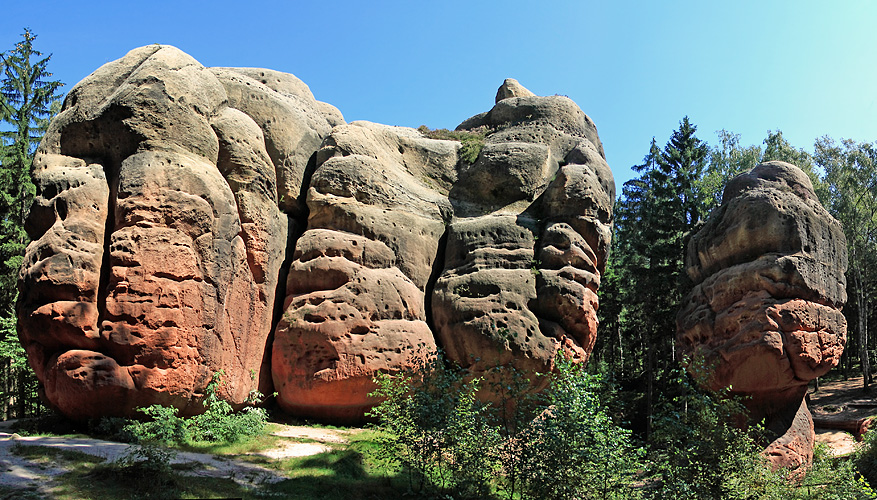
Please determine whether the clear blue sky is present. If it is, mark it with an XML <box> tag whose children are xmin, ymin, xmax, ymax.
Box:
<box><xmin>2</xmin><ymin>0</ymin><xmax>875</xmax><ymax>189</ymax></box>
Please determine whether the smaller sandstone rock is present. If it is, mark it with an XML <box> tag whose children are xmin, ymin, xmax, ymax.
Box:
<box><xmin>677</xmin><ymin>161</ymin><xmax>848</xmax><ymax>470</ymax></box>
<box><xmin>495</xmin><ymin>78</ymin><xmax>536</xmax><ymax>103</ymax></box>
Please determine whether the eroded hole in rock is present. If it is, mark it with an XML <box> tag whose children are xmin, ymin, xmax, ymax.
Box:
<box><xmin>303</xmin><ymin>313</ymin><xmax>326</xmax><ymax>323</ymax></box>
<box><xmin>455</xmin><ymin>283</ymin><xmax>501</xmax><ymax>299</ymax></box>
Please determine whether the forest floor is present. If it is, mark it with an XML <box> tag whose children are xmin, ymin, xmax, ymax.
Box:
<box><xmin>0</xmin><ymin>380</ymin><xmax>874</xmax><ymax>497</ymax></box>
<box><xmin>0</xmin><ymin>420</ymin><xmax>367</xmax><ymax>497</ymax></box>
<box><xmin>810</xmin><ymin>376</ymin><xmax>877</xmax><ymax>456</ymax></box>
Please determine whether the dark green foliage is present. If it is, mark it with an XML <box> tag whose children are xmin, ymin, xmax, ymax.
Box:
<box><xmin>0</xmin><ymin>29</ymin><xmax>63</xmax><ymax>310</ymax></box>
<box><xmin>605</xmin><ymin>117</ymin><xmax>709</xmax><ymax>436</ymax></box>
<box><xmin>0</xmin><ymin>29</ymin><xmax>62</xmax><ymax>421</ymax></box>
<box><xmin>646</xmin><ymin>364</ymin><xmax>770</xmax><ymax>498</ymax></box>
<box><xmin>417</xmin><ymin>124</ymin><xmax>491</xmax><ymax>164</ymax></box>
<box><xmin>104</xmin><ymin>370</ymin><xmax>268</xmax><ymax>446</ymax></box>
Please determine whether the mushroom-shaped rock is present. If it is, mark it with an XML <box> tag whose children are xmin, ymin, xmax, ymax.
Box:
<box><xmin>677</xmin><ymin>161</ymin><xmax>848</xmax><ymax>470</ymax></box>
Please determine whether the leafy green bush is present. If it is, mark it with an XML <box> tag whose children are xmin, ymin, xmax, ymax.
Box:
<box><xmin>645</xmin><ymin>365</ymin><xmax>875</xmax><ymax>499</ymax></box>
<box><xmin>123</xmin><ymin>404</ymin><xmax>189</xmax><ymax>445</ymax></box>
<box><xmin>98</xmin><ymin>370</ymin><xmax>268</xmax><ymax>447</ymax></box>
<box><xmin>187</xmin><ymin>370</ymin><xmax>268</xmax><ymax>443</ymax></box>
<box><xmin>368</xmin><ymin>352</ymin><xmax>641</xmax><ymax>499</ymax></box>
<box><xmin>368</xmin><ymin>354</ymin><xmax>499</xmax><ymax>498</ymax></box>
<box><xmin>646</xmin><ymin>364</ymin><xmax>776</xmax><ymax>498</ymax></box>
<box><xmin>514</xmin><ymin>357</ymin><xmax>642</xmax><ymax>500</ymax></box>
<box><xmin>858</xmin><ymin>427</ymin><xmax>877</xmax><ymax>495</ymax></box>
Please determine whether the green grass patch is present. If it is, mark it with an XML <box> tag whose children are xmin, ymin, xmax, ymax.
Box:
<box><xmin>417</xmin><ymin>125</ymin><xmax>491</xmax><ymax>164</ymax></box>
<box><xmin>11</xmin><ymin>443</ymin><xmax>105</xmax><ymax>465</ymax></box>
<box><xmin>174</xmin><ymin>422</ymin><xmax>286</xmax><ymax>455</ymax></box>
<box><xmin>13</xmin><ymin>430</ymin><xmax>407</xmax><ymax>500</ymax></box>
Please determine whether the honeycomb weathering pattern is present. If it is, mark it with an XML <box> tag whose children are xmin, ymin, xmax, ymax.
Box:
<box><xmin>18</xmin><ymin>45</ymin><xmax>615</xmax><ymax>422</ymax></box>
<box><xmin>677</xmin><ymin>161</ymin><xmax>848</xmax><ymax>469</ymax></box>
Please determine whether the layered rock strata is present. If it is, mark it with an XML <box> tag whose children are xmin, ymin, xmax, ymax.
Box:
<box><xmin>19</xmin><ymin>46</ymin><xmax>615</xmax><ymax>422</ymax></box>
<box><xmin>19</xmin><ymin>45</ymin><xmax>341</xmax><ymax>418</ymax></box>
<box><xmin>677</xmin><ymin>162</ymin><xmax>848</xmax><ymax>469</ymax></box>
<box><xmin>431</xmin><ymin>81</ymin><xmax>614</xmax><ymax>391</ymax></box>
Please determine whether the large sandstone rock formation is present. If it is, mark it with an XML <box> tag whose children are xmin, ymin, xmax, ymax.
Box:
<box><xmin>19</xmin><ymin>45</ymin><xmax>341</xmax><ymax>418</ymax></box>
<box><xmin>273</xmin><ymin>80</ymin><xmax>614</xmax><ymax>420</ymax></box>
<box><xmin>18</xmin><ymin>45</ymin><xmax>614</xmax><ymax>422</ymax></box>
<box><xmin>432</xmin><ymin>82</ymin><xmax>613</xmax><ymax>390</ymax></box>
<box><xmin>677</xmin><ymin>161</ymin><xmax>847</xmax><ymax>469</ymax></box>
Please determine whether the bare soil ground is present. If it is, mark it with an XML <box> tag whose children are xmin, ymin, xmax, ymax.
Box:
<box><xmin>810</xmin><ymin>376</ymin><xmax>877</xmax><ymax>456</ymax></box>
<box><xmin>0</xmin><ymin>421</ymin><xmax>362</xmax><ymax>494</ymax></box>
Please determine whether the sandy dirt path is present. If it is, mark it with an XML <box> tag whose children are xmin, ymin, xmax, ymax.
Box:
<box><xmin>0</xmin><ymin>423</ymin><xmax>362</xmax><ymax>495</ymax></box>
<box><xmin>810</xmin><ymin>376</ymin><xmax>877</xmax><ymax>457</ymax></box>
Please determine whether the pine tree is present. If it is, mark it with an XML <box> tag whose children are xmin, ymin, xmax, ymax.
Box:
<box><xmin>0</xmin><ymin>29</ymin><xmax>63</xmax><ymax>419</ymax></box>
<box><xmin>609</xmin><ymin>118</ymin><xmax>709</xmax><ymax>435</ymax></box>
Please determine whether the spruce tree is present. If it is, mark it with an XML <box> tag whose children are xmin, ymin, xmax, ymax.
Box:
<box><xmin>0</xmin><ymin>29</ymin><xmax>63</xmax><ymax>418</ymax></box>
<box><xmin>0</xmin><ymin>29</ymin><xmax>63</xmax><ymax>312</ymax></box>
<box><xmin>610</xmin><ymin>117</ymin><xmax>709</xmax><ymax>434</ymax></box>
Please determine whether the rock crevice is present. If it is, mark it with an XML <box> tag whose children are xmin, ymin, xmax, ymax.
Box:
<box><xmin>19</xmin><ymin>45</ymin><xmax>614</xmax><ymax>423</ymax></box>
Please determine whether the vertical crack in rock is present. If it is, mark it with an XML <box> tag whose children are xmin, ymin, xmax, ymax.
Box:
<box><xmin>270</xmin><ymin>150</ymin><xmax>320</xmax><ymax>334</ymax></box>
<box><xmin>20</xmin><ymin>46</ymin><xmax>615</xmax><ymax>424</ymax></box>
<box><xmin>95</xmin><ymin>161</ymin><xmax>118</xmax><ymax>358</ymax></box>
<box><xmin>423</xmin><ymin>224</ymin><xmax>450</xmax><ymax>353</ymax></box>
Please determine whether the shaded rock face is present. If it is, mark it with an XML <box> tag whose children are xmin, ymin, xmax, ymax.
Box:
<box><xmin>19</xmin><ymin>45</ymin><xmax>341</xmax><ymax>418</ymax></box>
<box><xmin>19</xmin><ymin>45</ymin><xmax>614</xmax><ymax>422</ymax></box>
<box><xmin>432</xmin><ymin>93</ymin><xmax>613</xmax><ymax>393</ymax></box>
<box><xmin>677</xmin><ymin>161</ymin><xmax>848</xmax><ymax>469</ymax></box>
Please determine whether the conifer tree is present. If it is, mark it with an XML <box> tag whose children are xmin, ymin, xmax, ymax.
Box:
<box><xmin>0</xmin><ymin>29</ymin><xmax>63</xmax><ymax>312</ymax></box>
<box><xmin>608</xmin><ymin>117</ymin><xmax>708</xmax><ymax>434</ymax></box>
<box><xmin>0</xmin><ymin>29</ymin><xmax>63</xmax><ymax>418</ymax></box>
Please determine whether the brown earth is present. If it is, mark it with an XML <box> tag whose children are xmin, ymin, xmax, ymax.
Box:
<box><xmin>810</xmin><ymin>376</ymin><xmax>877</xmax><ymax>456</ymax></box>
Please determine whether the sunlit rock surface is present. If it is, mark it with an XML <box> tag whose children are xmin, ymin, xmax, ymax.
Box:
<box><xmin>18</xmin><ymin>46</ymin><xmax>614</xmax><ymax>422</ymax></box>
<box><xmin>677</xmin><ymin>161</ymin><xmax>848</xmax><ymax>469</ymax></box>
